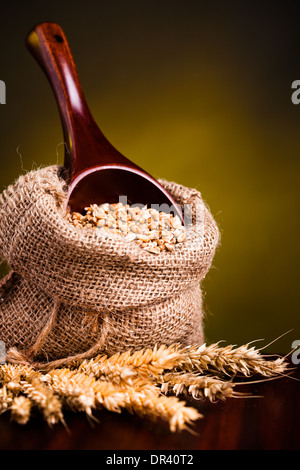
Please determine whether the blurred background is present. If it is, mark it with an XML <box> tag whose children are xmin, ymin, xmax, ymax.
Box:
<box><xmin>0</xmin><ymin>1</ymin><xmax>299</xmax><ymax>353</ymax></box>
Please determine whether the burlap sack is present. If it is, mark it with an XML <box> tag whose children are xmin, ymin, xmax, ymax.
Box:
<box><xmin>0</xmin><ymin>165</ymin><xmax>219</xmax><ymax>368</ymax></box>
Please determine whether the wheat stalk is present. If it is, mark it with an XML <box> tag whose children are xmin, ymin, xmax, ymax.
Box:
<box><xmin>0</xmin><ymin>340</ymin><xmax>290</xmax><ymax>431</ymax></box>
<box><xmin>44</xmin><ymin>367</ymin><xmax>200</xmax><ymax>431</ymax></box>
<box><xmin>75</xmin><ymin>342</ymin><xmax>289</xmax><ymax>383</ymax></box>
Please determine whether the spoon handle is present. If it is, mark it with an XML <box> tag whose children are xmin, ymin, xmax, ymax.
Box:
<box><xmin>26</xmin><ymin>22</ymin><xmax>122</xmax><ymax>182</ymax></box>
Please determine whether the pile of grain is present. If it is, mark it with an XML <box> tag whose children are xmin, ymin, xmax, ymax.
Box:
<box><xmin>67</xmin><ymin>203</ymin><xmax>186</xmax><ymax>254</ymax></box>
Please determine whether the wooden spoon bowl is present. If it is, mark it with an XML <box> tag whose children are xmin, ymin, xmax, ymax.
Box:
<box><xmin>26</xmin><ymin>22</ymin><xmax>183</xmax><ymax>221</ymax></box>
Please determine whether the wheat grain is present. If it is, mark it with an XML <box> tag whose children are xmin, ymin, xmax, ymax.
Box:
<box><xmin>67</xmin><ymin>203</ymin><xmax>186</xmax><ymax>254</ymax></box>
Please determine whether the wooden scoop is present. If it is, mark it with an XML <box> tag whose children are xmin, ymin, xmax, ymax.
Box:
<box><xmin>26</xmin><ymin>22</ymin><xmax>183</xmax><ymax>221</ymax></box>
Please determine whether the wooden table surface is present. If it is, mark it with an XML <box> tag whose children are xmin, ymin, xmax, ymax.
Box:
<box><xmin>0</xmin><ymin>359</ymin><xmax>299</xmax><ymax>451</ymax></box>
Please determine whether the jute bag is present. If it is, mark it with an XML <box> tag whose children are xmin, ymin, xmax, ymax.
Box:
<box><xmin>0</xmin><ymin>165</ymin><xmax>219</xmax><ymax>368</ymax></box>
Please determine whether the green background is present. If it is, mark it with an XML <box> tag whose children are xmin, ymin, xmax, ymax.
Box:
<box><xmin>0</xmin><ymin>1</ymin><xmax>299</xmax><ymax>353</ymax></box>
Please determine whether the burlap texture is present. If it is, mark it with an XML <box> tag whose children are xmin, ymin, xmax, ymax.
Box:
<box><xmin>0</xmin><ymin>166</ymin><xmax>219</xmax><ymax>367</ymax></box>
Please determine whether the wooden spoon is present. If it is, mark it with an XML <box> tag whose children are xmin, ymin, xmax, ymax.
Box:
<box><xmin>26</xmin><ymin>22</ymin><xmax>183</xmax><ymax>221</ymax></box>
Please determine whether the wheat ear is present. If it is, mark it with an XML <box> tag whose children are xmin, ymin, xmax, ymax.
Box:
<box><xmin>159</xmin><ymin>371</ymin><xmax>238</xmax><ymax>401</ymax></box>
<box><xmin>75</xmin><ymin>344</ymin><xmax>181</xmax><ymax>381</ymax></box>
<box><xmin>177</xmin><ymin>343</ymin><xmax>289</xmax><ymax>377</ymax></box>
<box><xmin>10</xmin><ymin>396</ymin><xmax>32</xmax><ymax>425</ymax></box>
<box><xmin>20</xmin><ymin>370</ymin><xmax>63</xmax><ymax>425</ymax></box>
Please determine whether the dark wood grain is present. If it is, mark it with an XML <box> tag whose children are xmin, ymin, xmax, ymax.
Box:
<box><xmin>0</xmin><ymin>359</ymin><xmax>299</xmax><ymax>450</ymax></box>
<box><xmin>25</xmin><ymin>22</ymin><xmax>183</xmax><ymax>220</ymax></box>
